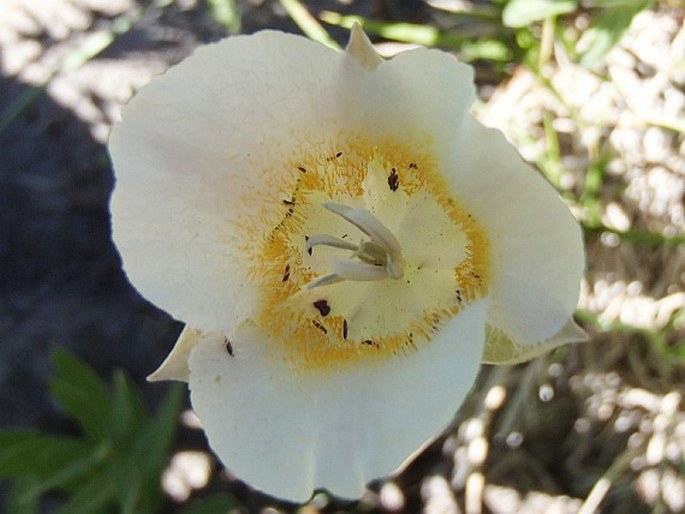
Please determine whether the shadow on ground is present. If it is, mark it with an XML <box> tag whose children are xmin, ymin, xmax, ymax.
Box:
<box><xmin>0</xmin><ymin>74</ymin><xmax>182</xmax><ymax>431</ymax></box>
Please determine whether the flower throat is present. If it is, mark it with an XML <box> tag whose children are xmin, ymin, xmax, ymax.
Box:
<box><xmin>248</xmin><ymin>136</ymin><xmax>490</xmax><ymax>371</ymax></box>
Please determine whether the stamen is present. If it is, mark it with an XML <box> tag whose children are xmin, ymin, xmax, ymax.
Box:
<box><xmin>306</xmin><ymin>234</ymin><xmax>358</xmax><ymax>253</ymax></box>
<box><xmin>307</xmin><ymin>273</ymin><xmax>343</xmax><ymax>289</ymax></box>
<box><xmin>307</xmin><ymin>202</ymin><xmax>406</xmax><ymax>289</ymax></box>
<box><xmin>332</xmin><ymin>259</ymin><xmax>389</xmax><ymax>281</ymax></box>
<box><xmin>322</xmin><ymin>202</ymin><xmax>402</xmax><ymax>255</ymax></box>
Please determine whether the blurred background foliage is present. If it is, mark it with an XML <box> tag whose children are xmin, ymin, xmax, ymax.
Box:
<box><xmin>0</xmin><ymin>350</ymin><xmax>233</xmax><ymax>514</ymax></box>
<box><xmin>1</xmin><ymin>0</ymin><xmax>684</xmax><ymax>513</ymax></box>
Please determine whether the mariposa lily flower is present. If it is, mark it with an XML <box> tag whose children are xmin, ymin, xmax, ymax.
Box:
<box><xmin>109</xmin><ymin>25</ymin><xmax>584</xmax><ymax>502</ymax></box>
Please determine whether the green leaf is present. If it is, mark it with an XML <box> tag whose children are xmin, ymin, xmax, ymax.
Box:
<box><xmin>0</xmin><ymin>433</ymin><xmax>90</xmax><ymax>477</ymax></box>
<box><xmin>131</xmin><ymin>383</ymin><xmax>184</xmax><ymax>480</ymax></box>
<box><xmin>177</xmin><ymin>493</ymin><xmax>236</xmax><ymax>514</ymax></box>
<box><xmin>123</xmin><ymin>384</ymin><xmax>184</xmax><ymax>514</ymax></box>
<box><xmin>5</xmin><ymin>476</ymin><xmax>41</xmax><ymax>514</ymax></box>
<box><xmin>540</xmin><ymin>111</ymin><xmax>563</xmax><ymax>188</ymax></box>
<box><xmin>503</xmin><ymin>0</ymin><xmax>577</xmax><ymax>27</ymax></box>
<box><xmin>591</xmin><ymin>0</ymin><xmax>641</xmax><ymax>6</ymax></box>
<box><xmin>459</xmin><ymin>39</ymin><xmax>512</xmax><ymax>62</ymax></box>
<box><xmin>54</xmin><ymin>471</ymin><xmax>116</xmax><ymax>514</ymax></box>
<box><xmin>577</xmin><ymin>0</ymin><xmax>652</xmax><ymax>67</ymax></box>
<box><xmin>207</xmin><ymin>0</ymin><xmax>240</xmax><ymax>34</ymax></box>
<box><xmin>15</xmin><ymin>443</ymin><xmax>110</xmax><ymax>504</ymax></box>
<box><xmin>319</xmin><ymin>11</ymin><xmax>467</xmax><ymax>48</ymax></box>
<box><xmin>50</xmin><ymin>348</ymin><xmax>110</xmax><ymax>439</ymax></box>
<box><xmin>278</xmin><ymin>0</ymin><xmax>339</xmax><ymax>49</ymax></box>
<box><xmin>108</xmin><ymin>455</ymin><xmax>143</xmax><ymax>514</ymax></box>
<box><xmin>109</xmin><ymin>370</ymin><xmax>148</xmax><ymax>444</ymax></box>
<box><xmin>0</xmin><ymin>429</ymin><xmax>41</xmax><ymax>449</ymax></box>
<box><xmin>1</xmin><ymin>350</ymin><xmax>178</xmax><ymax>514</ymax></box>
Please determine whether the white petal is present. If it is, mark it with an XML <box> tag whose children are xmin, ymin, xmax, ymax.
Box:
<box><xmin>346</xmin><ymin>46</ymin><xmax>477</xmax><ymax>152</ymax></box>
<box><xmin>447</xmin><ymin>118</ymin><xmax>584</xmax><ymax>356</ymax></box>
<box><xmin>187</xmin><ymin>300</ymin><xmax>487</xmax><ymax>501</ymax></box>
<box><xmin>109</xmin><ymin>31</ymin><xmax>367</xmax><ymax>333</ymax></box>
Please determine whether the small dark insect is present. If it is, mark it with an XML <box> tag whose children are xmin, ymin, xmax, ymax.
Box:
<box><xmin>312</xmin><ymin>320</ymin><xmax>328</xmax><ymax>334</ymax></box>
<box><xmin>336</xmin><ymin>151</ymin><xmax>342</xmax><ymax>158</ymax></box>
<box><xmin>224</xmin><ymin>337</ymin><xmax>234</xmax><ymax>357</ymax></box>
<box><xmin>298</xmin><ymin>166</ymin><xmax>307</xmax><ymax>173</ymax></box>
<box><xmin>409</xmin><ymin>162</ymin><xmax>418</xmax><ymax>169</ymax></box>
<box><xmin>343</xmin><ymin>319</ymin><xmax>348</xmax><ymax>340</ymax></box>
<box><xmin>282</xmin><ymin>199</ymin><xmax>295</xmax><ymax>206</ymax></box>
<box><xmin>313</xmin><ymin>299</ymin><xmax>331</xmax><ymax>316</ymax></box>
<box><xmin>388</xmin><ymin>168</ymin><xmax>399</xmax><ymax>191</ymax></box>
<box><xmin>282</xmin><ymin>264</ymin><xmax>291</xmax><ymax>281</ymax></box>
<box><xmin>305</xmin><ymin>235</ymin><xmax>313</xmax><ymax>255</ymax></box>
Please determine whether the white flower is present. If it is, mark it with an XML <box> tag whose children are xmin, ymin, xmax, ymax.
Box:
<box><xmin>109</xmin><ymin>25</ymin><xmax>584</xmax><ymax>502</ymax></box>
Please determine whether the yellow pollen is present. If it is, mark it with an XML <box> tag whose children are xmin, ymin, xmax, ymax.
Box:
<box><xmin>249</xmin><ymin>136</ymin><xmax>489</xmax><ymax>371</ymax></box>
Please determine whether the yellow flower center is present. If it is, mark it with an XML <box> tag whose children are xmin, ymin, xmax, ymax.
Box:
<box><xmin>247</xmin><ymin>135</ymin><xmax>489</xmax><ymax>371</ymax></box>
